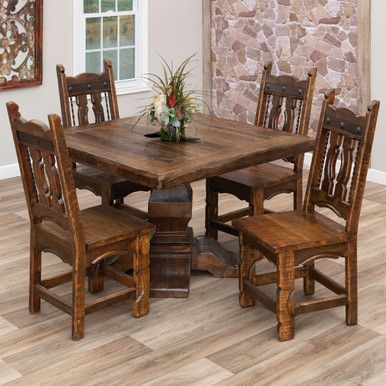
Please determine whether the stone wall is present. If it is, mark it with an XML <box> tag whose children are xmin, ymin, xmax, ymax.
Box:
<box><xmin>211</xmin><ymin>0</ymin><xmax>358</xmax><ymax>132</ymax></box>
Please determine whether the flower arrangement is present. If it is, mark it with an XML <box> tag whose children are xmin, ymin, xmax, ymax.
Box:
<box><xmin>141</xmin><ymin>55</ymin><xmax>200</xmax><ymax>142</ymax></box>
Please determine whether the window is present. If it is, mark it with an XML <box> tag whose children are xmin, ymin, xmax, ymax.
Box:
<box><xmin>74</xmin><ymin>0</ymin><xmax>149</xmax><ymax>94</ymax></box>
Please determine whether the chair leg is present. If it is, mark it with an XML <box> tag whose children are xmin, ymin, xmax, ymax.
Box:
<box><xmin>132</xmin><ymin>235</ymin><xmax>150</xmax><ymax>318</ymax></box>
<box><xmin>102</xmin><ymin>196</ymin><xmax>114</xmax><ymax>206</ymax></box>
<box><xmin>205</xmin><ymin>179</ymin><xmax>219</xmax><ymax>240</ymax></box>
<box><xmin>303</xmin><ymin>261</ymin><xmax>315</xmax><ymax>296</ymax></box>
<box><xmin>293</xmin><ymin>177</ymin><xmax>303</xmax><ymax>210</ymax></box>
<box><xmin>248</xmin><ymin>190</ymin><xmax>265</xmax><ymax>262</ymax></box>
<box><xmin>250</xmin><ymin>189</ymin><xmax>264</xmax><ymax>216</ymax></box>
<box><xmin>101</xmin><ymin>186</ymin><xmax>114</xmax><ymax>206</ymax></box>
<box><xmin>29</xmin><ymin>236</ymin><xmax>41</xmax><ymax>314</ymax></box>
<box><xmin>72</xmin><ymin>255</ymin><xmax>86</xmax><ymax>341</ymax></box>
<box><xmin>346</xmin><ymin>242</ymin><xmax>358</xmax><ymax>326</ymax></box>
<box><xmin>239</xmin><ymin>235</ymin><xmax>256</xmax><ymax>308</ymax></box>
<box><xmin>276</xmin><ymin>252</ymin><xmax>295</xmax><ymax>341</ymax></box>
<box><xmin>115</xmin><ymin>197</ymin><xmax>124</xmax><ymax>205</ymax></box>
<box><xmin>88</xmin><ymin>263</ymin><xmax>104</xmax><ymax>294</ymax></box>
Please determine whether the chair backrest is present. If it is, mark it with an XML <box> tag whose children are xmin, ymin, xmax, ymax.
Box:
<box><xmin>7</xmin><ymin>102</ymin><xmax>83</xmax><ymax>246</ymax></box>
<box><xmin>305</xmin><ymin>90</ymin><xmax>380</xmax><ymax>236</ymax></box>
<box><xmin>256</xmin><ymin>63</ymin><xmax>317</xmax><ymax>138</ymax></box>
<box><xmin>56</xmin><ymin>59</ymin><xmax>119</xmax><ymax>128</ymax></box>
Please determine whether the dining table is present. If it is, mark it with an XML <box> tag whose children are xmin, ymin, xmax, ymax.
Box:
<box><xmin>65</xmin><ymin>113</ymin><xmax>315</xmax><ymax>298</ymax></box>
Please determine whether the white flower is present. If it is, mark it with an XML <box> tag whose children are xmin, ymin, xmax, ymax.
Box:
<box><xmin>153</xmin><ymin>94</ymin><xmax>166</xmax><ymax>120</ymax></box>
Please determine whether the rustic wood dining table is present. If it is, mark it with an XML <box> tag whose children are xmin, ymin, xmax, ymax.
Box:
<box><xmin>65</xmin><ymin>113</ymin><xmax>315</xmax><ymax>298</ymax></box>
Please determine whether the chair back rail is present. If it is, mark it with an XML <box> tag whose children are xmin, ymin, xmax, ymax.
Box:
<box><xmin>7</xmin><ymin>102</ymin><xmax>83</xmax><ymax>245</ymax></box>
<box><xmin>56</xmin><ymin>60</ymin><xmax>119</xmax><ymax>128</ymax></box>
<box><xmin>305</xmin><ymin>90</ymin><xmax>380</xmax><ymax>235</ymax></box>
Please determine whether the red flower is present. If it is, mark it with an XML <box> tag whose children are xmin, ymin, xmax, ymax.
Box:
<box><xmin>167</xmin><ymin>93</ymin><xmax>177</xmax><ymax>108</ymax></box>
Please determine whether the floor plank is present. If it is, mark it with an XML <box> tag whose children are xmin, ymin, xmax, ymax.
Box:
<box><xmin>291</xmin><ymin>334</ymin><xmax>386</xmax><ymax>385</ymax></box>
<box><xmin>143</xmin><ymin>358</ymin><xmax>233</xmax><ymax>385</ymax></box>
<box><xmin>0</xmin><ymin>360</ymin><xmax>21</xmax><ymax>385</ymax></box>
<box><xmin>216</xmin><ymin>325</ymin><xmax>380</xmax><ymax>386</ymax></box>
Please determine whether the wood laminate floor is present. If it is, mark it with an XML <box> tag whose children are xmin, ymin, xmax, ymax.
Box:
<box><xmin>1</xmin><ymin>175</ymin><xmax>386</xmax><ymax>385</ymax></box>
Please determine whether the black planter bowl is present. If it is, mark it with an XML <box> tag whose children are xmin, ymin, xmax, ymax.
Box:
<box><xmin>144</xmin><ymin>131</ymin><xmax>200</xmax><ymax>143</ymax></box>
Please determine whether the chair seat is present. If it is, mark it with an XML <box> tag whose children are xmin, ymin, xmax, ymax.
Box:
<box><xmin>214</xmin><ymin>163</ymin><xmax>298</xmax><ymax>190</ymax></box>
<box><xmin>233</xmin><ymin>210</ymin><xmax>347</xmax><ymax>254</ymax></box>
<box><xmin>80</xmin><ymin>206</ymin><xmax>154</xmax><ymax>250</ymax></box>
<box><xmin>75</xmin><ymin>165</ymin><xmax>148</xmax><ymax>197</ymax></box>
<box><xmin>37</xmin><ymin>206</ymin><xmax>154</xmax><ymax>263</ymax></box>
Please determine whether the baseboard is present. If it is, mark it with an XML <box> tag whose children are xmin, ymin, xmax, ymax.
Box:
<box><xmin>0</xmin><ymin>164</ymin><xmax>20</xmax><ymax>180</ymax></box>
<box><xmin>367</xmin><ymin>168</ymin><xmax>386</xmax><ymax>185</ymax></box>
<box><xmin>304</xmin><ymin>153</ymin><xmax>386</xmax><ymax>186</ymax></box>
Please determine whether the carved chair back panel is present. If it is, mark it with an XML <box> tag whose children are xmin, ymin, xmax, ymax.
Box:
<box><xmin>256</xmin><ymin>64</ymin><xmax>317</xmax><ymax>138</ymax></box>
<box><xmin>7</xmin><ymin>103</ymin><xmax>81</xmax><ymax>234</ymax></box>
<box><xmin>306</xmin><ymin>92</ymin><xmax>380</xmax><ymax>234</ymax></box>
<box><xmin>57</xmin><ymin>60</ymin><xmax>119</xmax><ymax>128</ymax></box>
<box><xmin>256</xmin><ymin>64</ymin><xmax>317</xmax><ymax>166</ymax></box>
<box><xmin>261</xmin><ymin>79</ymin><xmax>307</xmax><ymax>135</ymax></box>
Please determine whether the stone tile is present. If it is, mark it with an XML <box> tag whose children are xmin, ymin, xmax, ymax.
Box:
<box><xmin>211</xmin><ymin>0</ymin><xmax>358</xmax><ymax>131</ymax></box>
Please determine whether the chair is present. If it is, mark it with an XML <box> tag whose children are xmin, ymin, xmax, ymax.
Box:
<box><xmin>7</xmin><ymin>102</ymin><xmax>155</xmax><ymax>340</ymax></box>
<box><xmin>205</xmin><ymin>63</ymin><xmax>317</xmax><ymax>239</ymax></box>
<box><xmin>56</xmin><ymin>60</ymin><xmax>149</xmax><ymax>214</ymax></box>
<box><xmin>233</xmin><ymin>90</ymin><xmax>380</xmax><ymax>341</ymax></box>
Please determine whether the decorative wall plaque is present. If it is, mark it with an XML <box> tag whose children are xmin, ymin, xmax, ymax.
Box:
<box><xmin>0</xmin><ymin>0</ymin><xmax>43</xmax><ymax>90</ymax></box>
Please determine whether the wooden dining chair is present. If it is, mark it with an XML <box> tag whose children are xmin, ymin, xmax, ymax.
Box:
<box><xmin>206</xmin><ymin>63</ymin><xmax>317</xmax><ymax>239</ymax></box>
<box><xmin>56</xmin><ymin>60</ymin><xmax>149</xmax><ymax>214</ymax></box>
<box><xmin>233</xmin><ymin>90</ymin><xmax>380</xmax><ymax>341</ymax></box>
<box><xmin>7</xmin><ymin>102</ymin><xmax>155</xmax><ymax>341</ymax></box>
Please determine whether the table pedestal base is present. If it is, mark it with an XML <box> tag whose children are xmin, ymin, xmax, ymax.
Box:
<box><xmin>149</xmin><ymin>229</ymin><xmax>193</xmax><ymax>298</ymax></box>
<box><xmin>148</xmin><ymin>185</ymin><xmax>239</xmax><ymax>298</ymax></box>
<box><xmin>148</xmin><ymin>186</ymin><xmax>193</xmax><ymax>298</ymax></box>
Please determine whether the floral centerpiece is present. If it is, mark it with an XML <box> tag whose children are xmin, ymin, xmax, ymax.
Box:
<box><xmin>140</xmin><ymin>55</ymin><xmax>200</xmax><ymax>143</ymax></box>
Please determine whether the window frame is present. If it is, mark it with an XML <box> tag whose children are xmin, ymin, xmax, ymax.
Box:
<box><xmin>73</xmin><ymin>0</ymin><xmax>150</xmax><ymax>95</ymax></box>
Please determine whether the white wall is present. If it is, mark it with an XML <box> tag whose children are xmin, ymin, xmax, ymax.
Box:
<box><xmin>371</xmin><ymin>0</ymin><xmax>386</xmax><ymax>175</ymax></box>
<box><xmin>0</xmin><ymin>0</ymin><xmax>203</xmax><ymax>177</ymax></box>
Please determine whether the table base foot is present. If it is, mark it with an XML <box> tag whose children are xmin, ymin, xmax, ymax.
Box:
<box><xmin>192</xmin><ymin>236</ymin><xmax>239</xmax><ymax>278</ymax></box>
<box><xmin>150</xmin><ymin>288</ymin><xmax>189</xmax><ymax>298</ymax></box>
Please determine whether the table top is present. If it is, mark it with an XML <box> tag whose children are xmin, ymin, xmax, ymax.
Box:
<box><xmin>65</xmin><ymin>113</ymin><xmax>315</xmax><ymax>190</ymax></box>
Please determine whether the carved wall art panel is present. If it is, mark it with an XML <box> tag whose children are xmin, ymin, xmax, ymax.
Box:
<box><xmin>0</xmin><ymin>0</ymin><xmax>43</xmax><ymax>90</ymax></box>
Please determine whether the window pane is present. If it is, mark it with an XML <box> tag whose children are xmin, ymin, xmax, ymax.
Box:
<box><xmin>120</xmin><ymin>15</ymin><xmax>135</xmax><ymax>47</ymax></box>
<box><xmin>86</xmin><ymin>51</ymin><xmax>101</xmax><ymax>74</ymax></box>
<box><xmin>104</xmin><ymin>50</ymin><xmax>118</xmax><ymax>78</ymax></box>
<box><xmin>118</xmin><ymin>0</ymin><xmax>133</xmax><ymax>11</ymax></box>
<box><xmin>86</xmin><ymin>18</ymin><xmax>101</xmax><ymax>50</ymax></box>
<box><xmin>120</xmin><ymin>48</ymin><xmax>135</xmax><ymax>80</ymax></box>
<box><xmin>101</xmin><ymin>0</ymin><xmax>115</xmax><ymax>12</ymax></box>
<box><xmin>103</xmin><ymin>17</ymin><xmax>117</xmax><ymax>48</ymax></box>
<box><xmin>84</xmin><ymin>0</ymin><xmax>99</xmax><ymax>13</ymax></box>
